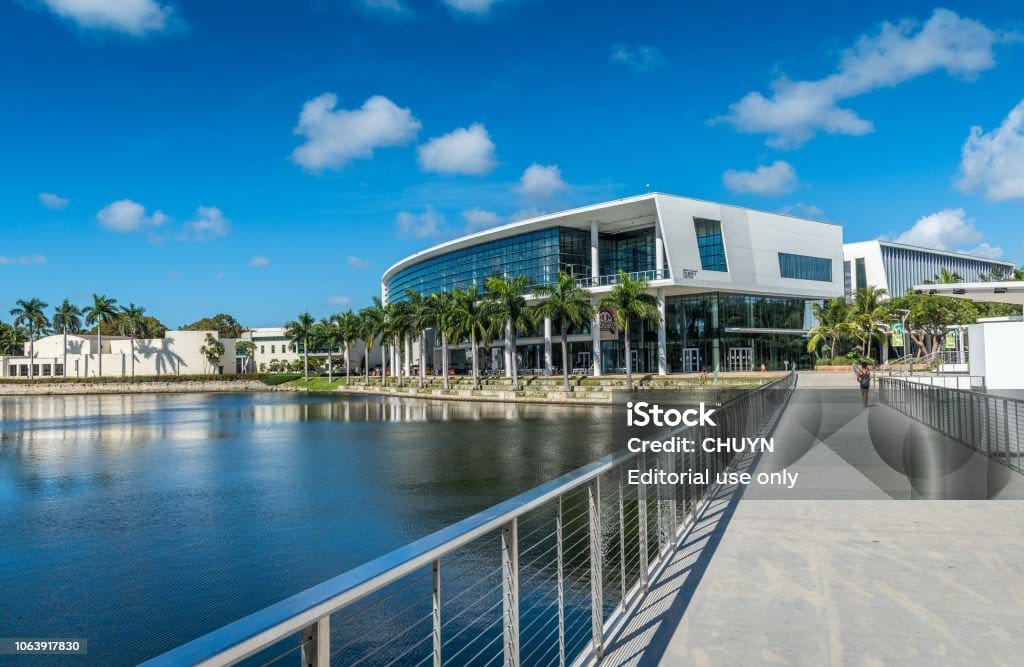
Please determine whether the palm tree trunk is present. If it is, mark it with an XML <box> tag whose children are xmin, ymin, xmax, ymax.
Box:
<box><xmin>328</xmin><ymin>350</ymin><xmax>333</xmax><ymax>383</ymax></box>
<box><xmin>345</xmin><ymin>346</ymin><xmax>351</xmax><ymax>384</ymax></box>
<box><xmin>382</xmin><ymin>342</ymin><xmax>388</xmax><ymax>388</ymax></box>
<box><xmin>561</xmin><ymin>329</ymin><xmax>570</xmax><ymax>392</ymax></box>
<box><xmin>364</xmin><ymin>342</ymin><xmax>370</xmax><ymax>385</ymax></box>
<box><xmin>63</xmin><ymin>328</ymin><xmax>68</xmax><ymax>379</ymax></box>
<box><xmin>303</xmin><ymin>338</ymin><xmax>309</xmax><ymax>381</ymax></box>
<box><xmin>29</xmin><ymin>334</ymin><xmax>35</xmax><ymax>380</ymax></box>
<box><xmin>131</xmin><ymin>335</ymin><xmax>136</xmax><ymax>377</ymax></box>
<box><xmin>419</xmin><ymin>330</ymin><xmax>426</xmax><ymax>388</ymax></box>
<box><xmin>625</xmin><ymin>327</ymin><xmax>633</xmax><ymax>392</ymax></box>
<box><xmin>98</xmin><ymin>329</ymin><xmax>103</xmax><ymax>377</ymax></box>
<box><xmin>471</xmin><ymin>331</ymin><xmax>479</xmax><ymax>389</ymax></box>
<box><xmin>442</xmin><ymin>335</ymin><xmax>449</xmax><ymax>390</ymax></box>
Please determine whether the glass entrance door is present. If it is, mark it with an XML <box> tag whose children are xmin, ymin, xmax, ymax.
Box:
<box><xmin>728</xmin><ymin>347</ymin><xmax>752</xmax><ymax>372</ymax></box>
<box><xmin>682</xmin><ymin>348</ymin><xmax>701</xmax><ymax>373</ymax></box>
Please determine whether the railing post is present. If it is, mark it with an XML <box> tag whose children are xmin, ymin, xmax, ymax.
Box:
<box><xmin>300</xmin><ymin>616</ymin><xmax>329</xmax><ymax>667</ymax></box>
<box><xmin>588</xmin><ymin>477</ymin><xmax>604</xmax><ymax>660</ymax></box>
<box><xmin>556</xmin><ymin>496</ymin><xmax>565</xmax><ymax>667</ymax></box>
<box><xmin>432</xmin><ymin>558</ymin><xmax>441</xmax><ymax>667</ymax></box>
<box><xmin>618</xmin><ymin>467</ymin><xmax>626</xmax><ymax>604</ymax></box>
<box><xmin>501</xmin><ymin>519</ymin><xmax>519</xmax><ymax>667</ymax></box>
<box><xmin>637</xmin><ymin>454</ymin><xmax>649</xmax><ymax>592</ymax></box>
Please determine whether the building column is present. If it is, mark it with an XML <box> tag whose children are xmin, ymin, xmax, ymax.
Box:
<box><xmin>657</xmin><ymin>288</ymin><xmax>667</xmax><ymax>375</ymax></box>
<box><xmin>404</xmin><ymin>336</ymin><xmax>411</xmax><ymax>376</ymax></box>
<box><xmin>590</xmin><ymin>221</ymin><xmax>600</xmax><ymax>281</ymax></box>
<box><xmin>504</xmin><ymin>319</ymin><xmax>513</xmax><ymax>378</ymax></box>
<box><xmin>592</xmin><ymin>299</ymin><xmax>602</xmax><ymax>376</ymax></box>
<box><xmin>543</xmin><ymin>316</ymin><xmax>553</xmax><ymax>375</ymax></box>
<box><xmin>655</xmin><ymin>228</ymin><xmax>665</xmax><ymax>279</ymax></box>
<box><xmin>711</xmin><ymin>297</ymin><xmax>720</xmax><ymax>375</ymax></box>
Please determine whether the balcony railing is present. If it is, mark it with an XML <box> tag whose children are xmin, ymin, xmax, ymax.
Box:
<box><xmin>878</xmin><ymin>377</ymin><xmax>1022</xmax><ymax>474</ymax></box>
<box><xmin>140</xmin><ymin>372</ymin><xmax>795</xmax><ymax>667</ymax></box>
<box><xmin>574</xmin><ymin>268</ymin><xmax>670</xmax><ymax>289</ymax></box>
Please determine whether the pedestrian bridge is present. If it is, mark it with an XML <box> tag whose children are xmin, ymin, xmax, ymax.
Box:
<box><xmin>139</xmin><ymin>372</ymin><xmax>1024</xmax><ymax>666</ymax></box>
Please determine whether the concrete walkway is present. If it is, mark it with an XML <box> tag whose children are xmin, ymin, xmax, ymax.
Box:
<box><xmin>602</xmin><ymin>372</ymin><xmax>1024</xmax><ymax>666</ymax></box>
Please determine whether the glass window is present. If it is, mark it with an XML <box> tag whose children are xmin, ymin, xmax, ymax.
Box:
<box><xmin>693</xmin><ymin>218</ymin><xmax>728</xmax><ymax>272</ymax></box>
<box><xmin>855</xmin><ymin>258</ymin><xmax>866</xmax><ymax>290</ymax></box>
<box><xmin>778</xmin><ymin>253</ymin><xmax>832</xmax><ymax>282</ymax></box>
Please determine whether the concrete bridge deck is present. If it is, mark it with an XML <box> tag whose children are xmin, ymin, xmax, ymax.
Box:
<box><xmin>603</xmin><ymin>372</ymin><xmax>1024</xmax><ymax>666</ymax></box>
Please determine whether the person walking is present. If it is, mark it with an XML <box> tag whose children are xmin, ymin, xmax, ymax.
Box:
<box><xmin>856</xmin><ymin>362</ymin><xmax>873</xmax><ymax>407</ymax></box>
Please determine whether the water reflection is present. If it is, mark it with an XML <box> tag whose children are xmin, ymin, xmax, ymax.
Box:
<box><xmin>0</xmin><ymin>392</ymin><xmax>618</xmax><ymax>666</ymax></box>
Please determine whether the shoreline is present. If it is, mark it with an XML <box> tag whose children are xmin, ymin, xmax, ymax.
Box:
<box><xmin>0</xmin><ymin>379</ymin><xmax>275</xmax><ymax>396</ymax></box>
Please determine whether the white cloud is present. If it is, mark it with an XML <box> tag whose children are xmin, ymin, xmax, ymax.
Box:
<box><xmin>444</xmin><ymin>0</ymin><xmax>502</xmax><ymax>16</ymax></box>
<box><xmin>291</xmin><ymin>93</ymin><xmax>421</xmax><ymax>171</ymax></box>
<box><xmin>418</xmin><ymin>123</ymin><xmax>497</xmax><ymax>175</ymax></box>
<box><xmin>0</xmin><ymin>255</ymin><xmax>48</xmax><ymax>265</ymax></box>
<box><xmin>249</xmin><ymin>256</ymin><xmax>270</xmax><ymax>268</ymax></box>
<box><xmin>327</xmin><ymin>295</ymin><xmax>353</xmax><ymax>306</ymax></box>
<box><xmin>609</xmin><ymin>44</ymin><xmax>666</xmax><ymax>72</ymax></box>
<box><xmin>183</xmin><ymin>206</ymin><xmax>230</xmax><ymax>241</ymax></box>
<box><xmin>96</xmin><ymin>199</ymin><xmax>168</xmax><ymax>232</ymax></box>
<box><xmin>396</xmin><ymin>206</ymin><xmax>444</xmax><ymax>238</ymax></box>
<box><xmin>462</xmin><ymin>207</ymin><xmax>502</xmax><ymax>231</ymax></box>
<box><xmin>38</xmin><ymin>192</ymin><xmax>70</xmax><ymax>210</ymax></box>
<box><xmin>718</xmin><ymin>9</ymin><xmax>1007</xmax><ymax>148</ymax></box>
<box><xmin>959</xmin><ymin>98</ymin><xmax>1024</xmax><ymax>201</ymax></box>
<box><xmin>356</xmin><ymin>0</ymin><xmax>409</xmax><ymax>15</ymax></box>
<box><xmin>722</xmin><ymin>160</ymin><xmax>798</xmax><ymax>195</ymax></box>
<box><xmin>778</xmin><ymin>202</ymin><xmax>824</xmax><ymax>218</ymax></box>
<box><xmin>517</xmin><ymin>163</ymin><xmax>567</xmax><ymax>198</ymax></box>
<box><xmin>508</xmin><ymin>207</ymin><xmax>544</xmax><ymax>222</ymax></box>
<box><xmin>894</xmin><ymin>208</ymin><xmax>1002</xmax><ymax>258</ymax></box>
<box><xmin>38</xmin><ymin>0</ymin><xmax>176</xmax><ymax>36</ymax></box>
<box><xmin>347</xmin><ymin>256</ymin><xmax>371</xmax><ymax>269</ymax></box>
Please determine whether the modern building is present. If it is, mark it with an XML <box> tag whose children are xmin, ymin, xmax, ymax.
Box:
<box><xmin>382</xmin><ymin>193</ymin><xmax>845</xmax><ymax>374</ymax></box>
<box><xmin>842</xmin><ymin>240</ymin><xmax>1014</xmax><ymax>299</ymax></box>
<box><xmin>0</xmin><ymin>330</ymin><xmax>238</xmax><ymax>378</ymax></box>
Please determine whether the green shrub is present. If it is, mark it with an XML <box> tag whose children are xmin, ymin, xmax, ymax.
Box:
<box><xmin>258</xmin><ymin>373</ymin><xmax>303</xmax><ymax>386</ymax></box>
<box><xmin>0</xmin><ymin>373</ymin><xmax>260</xmax><ymax>385</ymax></box>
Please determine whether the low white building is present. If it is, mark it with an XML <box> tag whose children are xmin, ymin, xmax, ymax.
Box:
<box><xmin>242</xmin><ymin>327</ymin><xmax>380</xmax><ymax>374</ymax></box>
<box><xmin>1</xmin><ymin>330</ymin><xmax>238</xmax><ymax>379</ymax></box>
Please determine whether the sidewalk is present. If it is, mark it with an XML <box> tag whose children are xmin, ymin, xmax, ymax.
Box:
<box><xmin>602</xmin><ymin>372</ymin><xmax>1024</xmax><ymax>666</ymax></box>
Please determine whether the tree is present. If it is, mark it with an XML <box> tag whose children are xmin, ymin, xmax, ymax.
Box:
<box><xmin>98</xmin><ymin>313</ymin><xmax>167</xmax><ymax>338</ymax></box>
<box><xmin>404</xmin><ymin>289</ymin><xmax>433</xmax><ymax>388</ymax></box>
<box><xmin>119</xmin><ymin>303</ymin><xmax>149</xmax><ymax>377</ymax></box>
<box><xmin>358</xmin><ymin>299</ymin><xmax>386</xmax><ymax>385</ymax></box>
<box><xmin>889</xmin><ymin>292</ymin><xmax>978</xmax><ymax>357</ymax></box>
<box><xmin>0</xmin><ymin>322</ymin><xmax>27</xmax><ymax>356</ymax></box>
<box><xmin>850</xmin><ymin>286</ymin><xmax>889</xmax><ymax>360</ymax></box>
<box><xmin>313</xmin><ymin>318</ymin><xmax>341</xmax><ymax>383</ymax></box>
<box><xmin>598</xmin><ymin>270</ymin><xmax>661</xmax><ymax>392</ymax></box>
<box><xmin>386</xmin><ymin>300</ymin><xmax>415</xmax><ymax>387</ymax></box>
<box><xmin>448</xmin><ymin>287</ymin><xmax>492</xmax><ymax>389</ymax></box>
<box><xmin>181</xmin><ymin>314</ymin><xmax>245</xmax><ymax>338</ymax></box>
<box><xmin>10</xmin><ymin>298</ymin><xmax>50</xmax><ymax>379</ymax></box>
<box><xmin>427</xmin><ymin>291</ymin><xmax>457</xmax><ymax>389</ymax></box>
<box><xmin>199</xmin><ymin>333</ymin><xmax>226</xmax><ymax>372</ymax></box>
<box><xmin>284</xmin><ymin>312</ymin><xmax>316</xmax><ymax>381</ymax></box>
<box><xmin>534</xmin><ymin>272</ymin><xmax>595</xmax><ymax>391</ymax></box>
<box><xmin>483</xmin><ymin>275</ymin><xmax>532</xmax><ymax>390</ymax></box>
<box><xmin>52</xmin><ymin>298</ymin><xmax>82</xmax><ymax>378</ymax></box>
<box><xmin>336</xmin><ymin>310</ymin><xmax>361</xmax><ymax>385</ymax></box>
<box><xmin>83</xmin><ymin>294</ymin><xmax>118</xmax><ymax>377</ymax></box>
<box><xmin>236</xmin><ymin>340</ymin><xmax>255</xmax><ymax>373</ymax></box>
<box><xmin>805</xmin><ymin>298</ymin><xmax>855</xmax><ymax>361</ymax></box>
<box><xmin>924</xmin><ymin>267</ymin><xmax>964</xmax><ymax>285</ymax></box>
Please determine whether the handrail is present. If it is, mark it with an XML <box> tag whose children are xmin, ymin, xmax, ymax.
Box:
<box><xmin>574</xmin><ymin>268</ymin><xmax>670</xmax><ymax>289</ymax></box>
<box><xmin>140</xmin><ymin>372</ymin><xmax>796</xmax><ymax>667</ymax></box>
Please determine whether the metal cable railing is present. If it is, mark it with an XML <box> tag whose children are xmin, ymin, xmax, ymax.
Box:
<box><xmin>139</xmin><ymin>372</ymin><xmax>796</xmax><ymax>667</ymax></box>
<box><xmin>878</xmin><ymin>377</ymin><xmax>1023</xmax><ymax>474</ymax></box>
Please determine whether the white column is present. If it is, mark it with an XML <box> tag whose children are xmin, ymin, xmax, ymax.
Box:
<box><xmin>504</xmin><ymin>319</ymin><xmax>513</xmax><ymax>378</ymax></box>
<box><xmin>655</xmin><ymin>229</ymin><xmax>665</xmax><ymax>278</ymax></box>
<box><xmin>590</xmin><ymin>221</ymin><xmax>600</xmax><ymax>280</ymax></box>
<box><xmin>404</xmin><ymin>336</ymin><xmax>411</xmax><ymax>376</ymax></box>
<box><xmin>657</xmin><ymin>287</ymin><xmax>667</xmax><ymax>375</ymax></box>
<box><xmin>543</xmin><ymin>316</ymin><xmax>553</xmax><ymax>375</ymax></box>
<box><xmin>592</xmin><ymin>299</ymin><xmax>602</xmax><ymax>377</ymax></box>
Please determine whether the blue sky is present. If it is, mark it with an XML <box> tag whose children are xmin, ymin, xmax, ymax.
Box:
<box><xmin>2</xmin><ymin>0</ymin><xmax>1023</xmax><ymax>327</ymax></box>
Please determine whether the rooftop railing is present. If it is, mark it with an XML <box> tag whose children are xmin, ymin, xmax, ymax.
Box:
<box><xmin>878</xmin><ymin>377</ymin><xmax>1022</xmax><ymax>474</ymax></box>
<box><xmin>140</xmin><ymin>372</ymin><xmax>795</xmax><ymax>667</ymax></box>
<box><xmin>574</xmin><ymin>269</ymin><xmax>670</xmax><ymax>289</ymax></box>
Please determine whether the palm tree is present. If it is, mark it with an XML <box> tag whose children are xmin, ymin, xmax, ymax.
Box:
<box><xmin>359</xmin><ymin>298</ymin><xmax>386</xmax><ymax>386</ymax></box>
<box><xmin>805</xmin><ymin>298</ymin><xmax>854</xmax><ymax>361</ymax></box>
<box><xmin>427</xmin><ymin>291</ymin><xmax>457</xmax><ymax>389</ymax></box>
<box><xmin>534</xmin><ymin>272</ymin><xmax>595</xmax><ymax>391</ymax></box>
<box><xmin>851</xmin><ymin>285</ymin><xmax>889</xmax><ymax>360</ymax></box>
<box><xmin>199</xmin><ymin>333</ymin><xmax>225</xmax><ymax>373</ymax></box>
<box><xmin>336</xmin><ymin>310</ymin><xmax>360</xmax><ymax>385</ymax></box>
<box><xmin>284</xmin><ymin>312</ymin><xmax>316</xmax><ymax>381</ymax></box>
<box><xmin>0</xmin><ymin>323</ymin><xmax>27</xmax><ymax>357</ymax></box>
<box><xmin>598</xmin><ymin>270</ymin><xmax>661</xmax><ymax>392</ymax></box>
<box><xmin>386</xmin><ymin>300</ymin><xmax>415</xmax><ymax>387</ymax></box>
<box><xmin>83</xmin><ymin>294</ymin><xmax>118</xmax><ymax>377</ymax></box>
<box><xmin>405</xmin><ymin>289</ymin><xmax>433</xmax><ymax>388</ymax></box>
<box><xmin>314</xmin><ymin>318</ymin><xmax>341</xmax><ymax>383</ymax></box>
<box><xmin>119</xmin><ymin>303</ymin><xmax>149</xmax><ymax>378</ymax></box>
<box><xmin>449</xmin><ymin>287</ymin><xmax>492</xmax><ymax>389</ymax></box>
<box><xmin>924</xmin><ymin>267</ymin><xmax>964</xmax><ymax>285</ymax></box>
<box><xmin>52</xmin><ymin>298</ymin><xmax>82</xmax><ymax>378</ymax></box>
<box><xmin>236</xmin><ymin>340</ymin><xmax>255</xmax><ymax>373</ymax></box>
<box><xmin>10</xmin><ymin>298</ymin><xmax>50</xmax><ymax>379</ymax></box>
<box><xmin>483</xmin><ymin>275</ymin><xmax>532</xmax><ymax>390</ymax></box>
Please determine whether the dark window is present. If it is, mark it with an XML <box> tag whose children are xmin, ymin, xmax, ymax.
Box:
<box><xmin>693</xmin><ymin>218</ymin><xmax>728</xmax><ymax>272</ymax></box>
<box><xmin>778</xmin><ymin>253</ymin><xmax>832</xmax><ymax>282</ymax></box>
<box><xmin>855</xmin><ymin>258</ymin><xmax>867</xmax><ymax>290</ymax></box>
<box><xmin>843</xmin><ymin>261</ymin><xmax>852</xmax><ymax>296</ymax></box>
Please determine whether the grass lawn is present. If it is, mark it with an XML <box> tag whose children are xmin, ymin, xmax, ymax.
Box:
<box><xmin>288</xmin><ymin>377</ymin><xmax>348</xmax><ymax>391</ymax></box>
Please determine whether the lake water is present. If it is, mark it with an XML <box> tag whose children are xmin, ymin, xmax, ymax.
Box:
<box><xmin>0</xmin><ymin>392</ymin><xmax>620</xmax><ymax>666</ymax></box>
